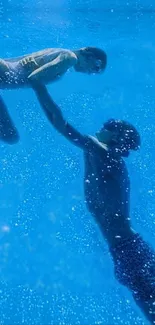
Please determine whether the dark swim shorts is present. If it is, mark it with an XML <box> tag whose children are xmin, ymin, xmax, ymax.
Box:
<box><xmin>110</xmin><ymin>233</ymin><xmax>155</xmax><ymax>303</ymax></box>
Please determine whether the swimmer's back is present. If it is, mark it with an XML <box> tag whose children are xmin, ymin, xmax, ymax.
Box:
<box><xmin>5</xmin><ymin>48</ymin><xmax>67</xmax><ymax>66</ymax></box>
<box><xmin>1</xmin><ymin>48</ymin><xmax>72</xmax><ymax>89</ymax></box>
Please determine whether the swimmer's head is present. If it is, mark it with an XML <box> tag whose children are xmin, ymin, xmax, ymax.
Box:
<box><xmin>74</xmin><ymin>47</ymin><xmax>107</xmax><ymax>74</ymax></box>
<box><xmin>96</xmin><ymin>119</ymin><xmax>141</xmax><ymax>157</ymax></box>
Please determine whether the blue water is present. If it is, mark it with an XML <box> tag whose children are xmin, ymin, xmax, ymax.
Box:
<box><xmin>0</xmin><ymin>1</ymin><xmax>154</xmax><ymax>324</ymax></box>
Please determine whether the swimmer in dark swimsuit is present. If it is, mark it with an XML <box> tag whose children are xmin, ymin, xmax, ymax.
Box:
<box><xmin>31</xmin><ymin>83</ymin><xmax>155</xmax><ymax>324</ymax></box>
<box><xmin>0</xmin><ymin>46</ymin><xmax>107</xmax><ymax>144</ymax></box>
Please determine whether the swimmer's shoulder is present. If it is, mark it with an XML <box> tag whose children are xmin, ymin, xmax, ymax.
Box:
<box><xmin>87</xmin><ymin>135</ymin><xmax>109</xmax><ymax>152</ymax></box>
<box><xmin>86</xmin><ymin>135</ymin><xmax>125</xmax><ymax>165</ymax></box>
<box><xmin>83</xmin><ymin>135</ymin><xmax>111</xmax><ymax>159</ymax></box>
<box><xmin>46</xmin><ymin>48</ymin><xmax>77</xmax><ymax>63</ymax></box>
<box><xmin>86</xmin><ymin>137</ymin><xmax>129</xmax><ymax>186</ymax></box>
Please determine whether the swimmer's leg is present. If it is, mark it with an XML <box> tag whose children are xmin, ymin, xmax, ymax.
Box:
<box><xmin>0</xmin><ymin>95</ymin><xmax>19</xmax><ymax>144</ymax></box>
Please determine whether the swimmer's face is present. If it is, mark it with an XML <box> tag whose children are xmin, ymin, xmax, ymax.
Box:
<box><xmin>96</xmin><ymin>128</ymin><xmax>130</xmax><ymax>157</ymax></box>
<box><xmin>74</xmin><ymin>48</ymin><xmax>106</xmax><ymax>74</ymax></box>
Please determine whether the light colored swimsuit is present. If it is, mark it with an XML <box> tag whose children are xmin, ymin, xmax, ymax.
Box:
<box><xmin>0</xmin><ymin>48</ymin><xmax>69</xmax><ymax>89</ymax></box>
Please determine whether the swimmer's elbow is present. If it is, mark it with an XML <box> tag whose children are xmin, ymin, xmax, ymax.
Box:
<box><xmin>52</xmin><ymin>114</ymin><xmax>67</xmax><ymax>135</ymax></box>
<box><xmin>64</xmin><ymin>51</ymin><xmax>77</xmax><ymax>67</ymax></box>
<box><xmin>69</xmin><ymin>52</ymin><xmax>77</xmax><ymax>65</ymax></box>
<box><xmin>44</xmin><ymin>107</ymin><xmax>65</xmax><ymax>132</ymax></box>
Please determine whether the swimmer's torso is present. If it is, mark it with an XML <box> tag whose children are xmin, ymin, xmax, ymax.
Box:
<box><xmin>84</xmin><ymin>136</ymin><xmax>130</xmax><ymax>220</ymax></box>
<box><xmin>0</xmin><ymin>48</ymin><xmax>72</xmax><ymax>89</ymax></box>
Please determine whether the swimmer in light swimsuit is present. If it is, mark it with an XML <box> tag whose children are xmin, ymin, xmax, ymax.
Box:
<box><xmin>0</xmin><ymin>46</ymin><xmax>107</xmax><ymax>144</ymax></box>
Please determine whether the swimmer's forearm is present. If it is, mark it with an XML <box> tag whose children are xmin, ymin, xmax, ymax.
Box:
<box><xmin>32</xmin><ymin>83</ymin><xmax>66</xmax><ymax>132</ymax></box>
<box><xmin>32</xmin><ymin>83</ymin><xmax>62</xmax><ymax>118</ymax></box>
<box><xmin>32</xmin><ymin>83</ymin><xmax>87</xmax><ymax>149</ymax></box>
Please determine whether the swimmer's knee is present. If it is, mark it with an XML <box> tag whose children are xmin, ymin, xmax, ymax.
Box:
<box><xmin>7</xmin><ymin>133</ymin><xmax>20</xmax><ymax>145</ymax></box>
<box><xmin>0</xmin><ymin>129</ymin><xmax>20</xmax><ymax>145</ymax></box>
<box><xmin>0</xmin><ymin>96</ymin><xmax>20</xmax><ymax>145</ymax></box>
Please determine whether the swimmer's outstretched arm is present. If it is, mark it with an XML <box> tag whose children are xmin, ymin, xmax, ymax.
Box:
<box><xmin>32</xmin><ymin>83</ymin><xmax>90</xmax><ymax>149</ymax></box>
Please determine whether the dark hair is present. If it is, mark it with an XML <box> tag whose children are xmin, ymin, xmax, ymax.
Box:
<box><xmin>103</xmin><ymin>119</ymin><xmax>141</xmax><ymax>151</ymax></box>
<box><xmin>83</xmin><ymin>47</ymin><xmax>107</xmax><ymax>70</ymax></box>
